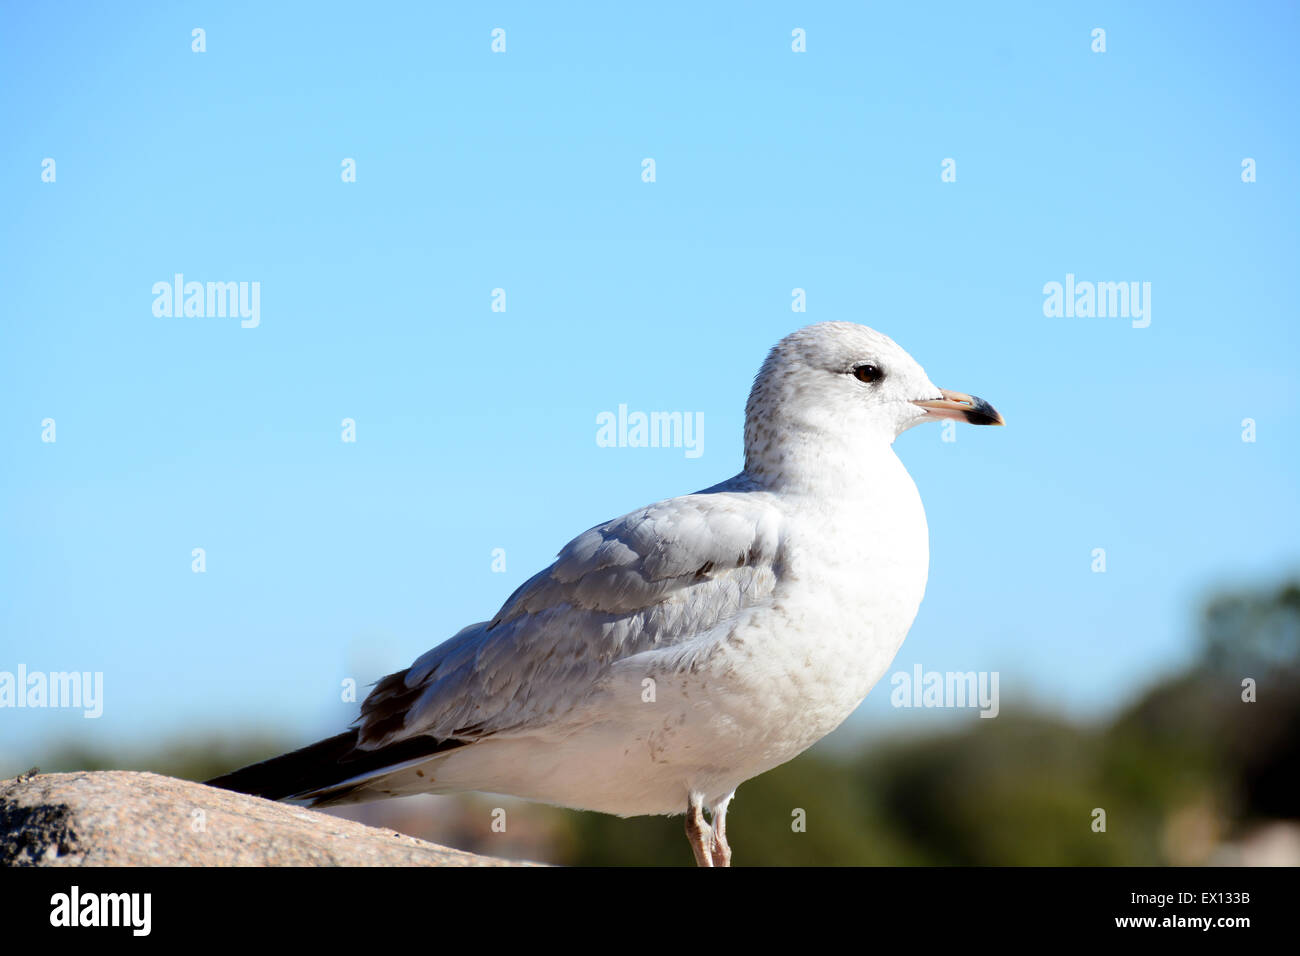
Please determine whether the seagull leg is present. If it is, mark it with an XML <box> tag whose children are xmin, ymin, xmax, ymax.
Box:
<box><xmin>709</xmin><ymin>792</ymin><xmax>735</xmax><ymax>867</ymax></box>
<box><xmin>685</xmin><ymin>793</ymin><xmax>714</xmax><ymax>867</ymax></box>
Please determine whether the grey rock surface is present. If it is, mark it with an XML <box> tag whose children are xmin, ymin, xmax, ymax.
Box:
<box><xmin>1</xmin><ymin>770</ymin><xmax>526</xmax><ymax>866</ymax></box>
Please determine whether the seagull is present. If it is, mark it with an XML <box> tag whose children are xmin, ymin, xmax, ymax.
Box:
<box><xmin>207</xmin><ymin>322</ymin><xmax>1004</xmax><ymax>866</ymax></box>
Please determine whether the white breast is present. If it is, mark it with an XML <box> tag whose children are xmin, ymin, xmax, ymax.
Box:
<box><xmin>701</xmin><ymin>449</ymin><xmax>930</xmax><ymax>771</ymax></box>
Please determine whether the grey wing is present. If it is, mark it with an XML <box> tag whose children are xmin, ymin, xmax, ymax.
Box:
<box><xmin>354</xmin><ymin>490</ymin><xmax>784</xmax><ymax>750</ymax></box>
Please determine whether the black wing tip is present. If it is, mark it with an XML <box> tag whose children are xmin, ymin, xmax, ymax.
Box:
<box><xmin>205</xmin><ymin>729</ymin><xmax>464</xmax><ymax>803</ymax></box>
<box><xmin>204</xmin><ymin>730</ymin><xmax>360</xmax><ymax>801</ymax></box>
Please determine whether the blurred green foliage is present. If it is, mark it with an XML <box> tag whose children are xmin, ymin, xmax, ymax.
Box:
<box><xmin>9</xmin><ymin>580</ymin><xmax>1297</xmax><ymax>865</ymax></box>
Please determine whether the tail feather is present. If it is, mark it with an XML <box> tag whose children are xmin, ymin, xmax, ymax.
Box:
<box><xmin>205</xmin><ymin>730</ymin><xmax>463</xmax><ymax>803</ymax></box>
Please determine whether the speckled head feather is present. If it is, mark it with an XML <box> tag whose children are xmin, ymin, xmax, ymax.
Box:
<box><xmin>743</xmin><ymin>322</ymin><xmax>944</xmax><ymax>482</ymax></box>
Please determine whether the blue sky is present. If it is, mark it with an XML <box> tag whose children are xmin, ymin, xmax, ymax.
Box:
<box><xmin>2</xmin><ymin>1</ymin><xmax>1297</xmax><ymax>766</ymax></box>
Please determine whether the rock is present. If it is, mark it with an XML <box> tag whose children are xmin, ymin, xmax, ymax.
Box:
<box><xmin>0</xmin><ymin>770</ymin><xmax>528</xmax><ymax>866</ymax></box>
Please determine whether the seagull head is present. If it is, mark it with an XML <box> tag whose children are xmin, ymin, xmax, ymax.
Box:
<box><xmin>744</xmin><ymin>322</ymin><xmax>1003</xmax><ymax>477</ymax></box>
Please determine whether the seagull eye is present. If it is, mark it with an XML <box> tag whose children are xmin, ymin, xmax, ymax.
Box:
<box><xmin>852</xmin><ymin>364</ymin><xmax>883</xmax><ymax>384</ymax></box>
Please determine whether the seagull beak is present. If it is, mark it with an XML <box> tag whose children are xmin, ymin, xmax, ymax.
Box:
<box><xmin>912</xmin><ymin>389</ymin><xmax>1005</xmax><ymax>426</ymax></box>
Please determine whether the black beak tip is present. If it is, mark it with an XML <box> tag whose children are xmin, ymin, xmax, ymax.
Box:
<box><xmin>963</xmin><ymin>397</ymin><xmax>1004</xmax><ymax>426</ymax></box>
